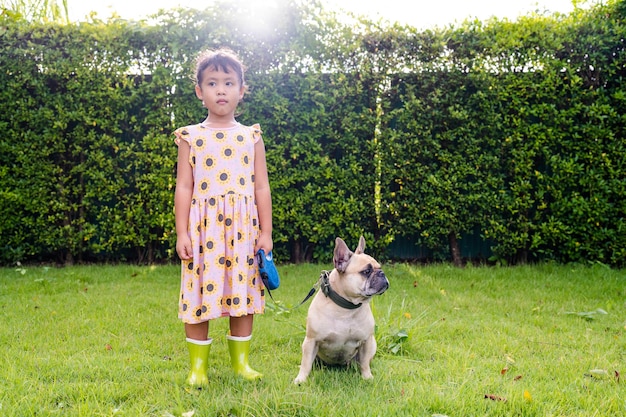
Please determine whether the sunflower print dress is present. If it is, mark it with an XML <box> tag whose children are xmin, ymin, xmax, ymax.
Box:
<box><xmin>174</xmin><ymin>122</ymin><xmax>265</xmax><ymax>323</ymax></box>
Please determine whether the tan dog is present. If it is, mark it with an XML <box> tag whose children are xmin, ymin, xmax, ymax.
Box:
<box><xmin>294</xmin><ymin>236</ymin><xmax>389</xmax><ymax>384</ymax></box>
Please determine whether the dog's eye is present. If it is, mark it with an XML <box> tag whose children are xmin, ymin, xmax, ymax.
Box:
<box><xmin>362</xmin><ymin>266</ymin><xmax>372</xmax><ymax>276</ymax></box>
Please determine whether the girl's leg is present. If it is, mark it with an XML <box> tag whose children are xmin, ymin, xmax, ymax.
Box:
<box><xmin>185</xmin><ymin>321</ymin><xmax>209</xmax><ymax>340</ymax></box>
<box><xmin>185</xmin><ymin>321</ymin><xmax>211</xmax><ymax>387</ymax></box>
<box><xmin>229</xmin><ymin>314</ymin><xmax>253</xmax><ymax>337</ymax></box>
<box><xmin>227</xmin><ymin>314</ymin><xmax>262</xmax><ymax>380</ymax></box>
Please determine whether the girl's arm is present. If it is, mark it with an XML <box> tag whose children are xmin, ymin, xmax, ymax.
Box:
<box><xmin>254</xmin><ymin>137</ymin><xmax>273</xmax><ymax>254</ymax></box>
<box><xmin>175</xmin><ymin>140</ymin><xmax>194</xmax><ymax>260</ymax></box>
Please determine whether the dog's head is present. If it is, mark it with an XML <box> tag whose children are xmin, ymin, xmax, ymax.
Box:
<box><xmin>333</xmin><ymin>236</ymin><xmax>389</xmax><ymax>299</ymax></box>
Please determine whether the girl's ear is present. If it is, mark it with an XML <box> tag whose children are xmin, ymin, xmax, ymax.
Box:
<box><xmin>239</xmin><ymin>85</ymin><xmax>245</xmax><ymax>100</ymax></box>
<box><xmin>195</xmin><ymin>84</ymin><xmax>203</xmax><ymax>100</ymax></box>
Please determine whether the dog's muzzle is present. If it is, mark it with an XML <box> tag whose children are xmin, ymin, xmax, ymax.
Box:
<box><xmin>365</xmin><ymin>270</ymin><xmax>389</xmax><ymax>296</ymax></box>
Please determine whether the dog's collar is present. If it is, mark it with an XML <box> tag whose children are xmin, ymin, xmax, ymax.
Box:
<box><xmin>319</xmin><ymin>270</ymin><xmax>363</xmax><ymax>310</ymax></box>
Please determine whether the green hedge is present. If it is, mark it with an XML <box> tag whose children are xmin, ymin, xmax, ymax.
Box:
<box><xmin>0</xmin><ymin>0</ymin><xmax>624</xmax><ymax>267</ymax></box>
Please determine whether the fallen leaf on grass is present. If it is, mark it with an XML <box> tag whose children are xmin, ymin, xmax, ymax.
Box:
<box><xmin>484</xmin><ymin>394</ymin><xmax>507</xmax><ymax>402</ymax></box>
<box><xmin>500</xmin><ymin>367</ymin><xmax>508</xmax><ymax>375</ymax></box>
<box><xmin>584</xmin><ymin>368</ymin><xmax>620</xmax><ymax>382</ymax></box>
<box><xmin>163</xmin><ymin>411</ymin><xmax>195</xmax><ymax>417</ymax></box>
<box><xmin>523</xmin><ymin>390</ymin><xmax>532</xmax><ymax>401</ymax></box>
<box><xmin>514</xmin><ymin>375</ymin><xmax>523</xmax><ymax>381</ymax></box>
<box><xmin>585</xmin><ymin>369</ymin><xmax>610</xmax><ymax>379</ymax></box>
<box><xmin>564</xmin><ymin>308</ymin><xmax>608</xmax><ymax>321</ymax></box>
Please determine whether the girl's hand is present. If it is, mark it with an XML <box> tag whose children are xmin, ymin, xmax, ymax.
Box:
<box><xmin>176</xmin><ymin>235</ymin><xmax>193</xmax><ymax>260</ymax></box>
<box><xmin>255</xmin><ymin>231</ymin><xmax>273</xmax><ymax>255</ymax></box>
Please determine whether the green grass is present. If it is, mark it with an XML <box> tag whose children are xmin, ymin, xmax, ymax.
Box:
<box><xmin>0</xmin><ymin>262</ymin><xmax>624</xmax><ymax>416</ymax></box>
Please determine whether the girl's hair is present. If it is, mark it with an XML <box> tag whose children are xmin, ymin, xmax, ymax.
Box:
<box><xmin>194</xmin><ymin>47</ymin><xmax>246</xmax><ymax>88</ymax></box>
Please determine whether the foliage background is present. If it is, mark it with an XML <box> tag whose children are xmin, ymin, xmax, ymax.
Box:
<box><xmin>0</xmin><ymin>0</ymin><xmax>624</xmax><ymax>267</ymax></box>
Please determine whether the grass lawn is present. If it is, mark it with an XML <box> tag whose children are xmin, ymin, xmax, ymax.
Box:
<box><xmin>0</xmin><ymin>262</ymin><xmax>624</xmax><ymax>416</ymax></box>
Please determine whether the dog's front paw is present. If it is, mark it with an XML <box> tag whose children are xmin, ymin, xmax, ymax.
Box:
<box><xmin>361</xmin><ymin>371</ymin><xmax>373</xmax><ymax>380</ymax></box>
<box><xmin>293</xmin><ymin>374</ymin><xmax>308</xmax><ymax>385</ymax></box>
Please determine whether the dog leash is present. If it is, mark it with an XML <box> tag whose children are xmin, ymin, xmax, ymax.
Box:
<box><xmin>265</xmin><ymin>274</ymin><xmax>319</xmax><ymax>311</ymax></box>
<box><xmin>266</xmin><ymin>270</ymin><xmax>362</xmax><ymax>311</ymax></box>
<box><xmin>294</xmin><ymin>283</ymin><xmax>318</xmax><ymax>309</ymax></box>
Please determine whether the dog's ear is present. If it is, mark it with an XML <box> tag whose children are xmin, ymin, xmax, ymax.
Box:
<box><xmin>354</xmin><ymin>236</ymin><xmax>366</xmax><ymax>254</ymax></box>
<box><xmin>334</xmin><ymin>237</ymin><xmax>353</xmax><ymax>273</ymax></box>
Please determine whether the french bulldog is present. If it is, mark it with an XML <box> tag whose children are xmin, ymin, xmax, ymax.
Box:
<box><xmin>294</xmin><ymin>236</ymin><xmax>389</xmax><ymax>384</ymax></box>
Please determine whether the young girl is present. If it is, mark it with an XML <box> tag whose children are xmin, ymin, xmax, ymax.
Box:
<box><xmin>173</xmin><ymin>48</ymin><xmax>273</xmax><ymax>386</ymax></box>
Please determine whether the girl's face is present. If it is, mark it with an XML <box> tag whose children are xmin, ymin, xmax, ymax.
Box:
<box><xmin>195</xmin><ymin>66</ymin><xmax>245</xmax><ymax>121</ymax></box>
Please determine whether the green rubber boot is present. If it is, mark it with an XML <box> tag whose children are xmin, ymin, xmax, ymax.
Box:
<box><xmin>186</xmin><ymin>338</ymin><xmax>212</xmax><ymax>387</ymax></box>
<box><xmin>227</xmin><ymin>335</ymin><xmax>263</xmax><ymax>380</ymax></box>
